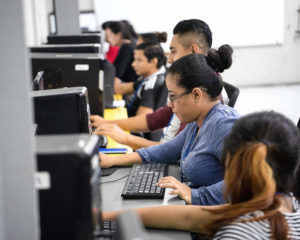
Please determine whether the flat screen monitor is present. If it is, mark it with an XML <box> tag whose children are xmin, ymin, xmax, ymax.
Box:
<box><xmin>31</xmin><ymin>52</ymin><xmax>104</xmax><ymax>115</ymax></box>
<box><xmin>31</xmin><ymin>87</ymin><xmax>92</xmax><ymax>134</ymax></box>
<box><xmin>48</xmin><ymin>11</ymin><xmax>99</xmax><ymax>34</ymax></box>
<box><xmin>47</xmin><ymin>33</ymin><xmax>102</xmax><ymax>45</ymax></box>
<box><xmin>35</xmin><ymin>134</ymin><xmax>101</xmax><ymax>240</ymax></box>
<box><xmin>30</xmin><ymin>44</ymin><xmax>101</xmax><ymax>54</ymax></box>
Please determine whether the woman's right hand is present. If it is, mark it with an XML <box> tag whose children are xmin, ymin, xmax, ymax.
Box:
<box><xmin>90</xmin><ymin>115</ymin><xmax>106</xmax><ymax>128</ymax></box>
<box><xmin>93</xmin><ymin>123</ymin><xmax>129</xmax><ymax>145</ymax></box>
<box><xmin>99</xmin><ymin>153</ymin><xmax>114</xmax><ymax>168</ymax></box>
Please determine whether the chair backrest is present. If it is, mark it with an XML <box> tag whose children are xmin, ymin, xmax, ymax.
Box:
<box><xmin>223</xmin><ymin>81</ymin><xmax>240</xmax><ymax>108</ymax></box>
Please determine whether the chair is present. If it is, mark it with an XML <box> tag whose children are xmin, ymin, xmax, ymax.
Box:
<box><xmin>223</xmin><ymin>82</ymin><xmax>240</xmax><ymax>108</ymax></box>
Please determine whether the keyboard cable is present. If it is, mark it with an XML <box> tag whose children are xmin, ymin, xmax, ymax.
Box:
<box><xmin>101</xmin><ymin>174</ymin><xmax>129</xmax><ymax>184</ymax></box>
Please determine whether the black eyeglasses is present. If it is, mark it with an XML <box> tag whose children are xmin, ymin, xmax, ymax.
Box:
<box><xmin>168</xmin><ymin>87</ymin><xmax>208</xmax><ymax>104</ymax></box>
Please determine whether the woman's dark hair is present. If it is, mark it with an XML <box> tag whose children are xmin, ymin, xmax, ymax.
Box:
<box><xmin>136</xmin><ymin>41</ymin><xmax>166</xmax><ymax>68</ymax></box>
<box><xmin>105</xmin><ymin>20</ymin><xmax>137</xmax><ymax>42</ymax></box>
<box><xmin>101</xmin><ymin>21</ymin><xmax>112</xmax><ymax>30</ymax></box>
<box><xmin>203</xmin><ymin>111</ymin><xmax>300</xmax><ymax>239</ymax></box>
<box><xmin>167</xmin><ymin>44</ymin><xmax>233</xmax><ymax>100</ymax></box>
<box><xmin>120</xmin><ymin>20</ymin><xmax>138</xmax><ymax>42</ymax></box>
<box><xmin>139</xmin><ymin>32</ymin><xmax>167</xmax><ymax>43</ymax></box>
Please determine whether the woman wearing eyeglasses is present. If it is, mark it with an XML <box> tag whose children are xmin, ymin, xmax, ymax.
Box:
<box><xmin>100</xmin><ymin>46</ymin><xmax>240</xmax><ymax>206</ymax></box>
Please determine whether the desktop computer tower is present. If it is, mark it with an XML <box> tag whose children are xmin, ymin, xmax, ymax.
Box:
<box><xmin>31</xmin><ymin>52</ymin><xmax>114</xmax><ymax>115</ymax></box>
<box><xmin>35</xmin><ymin>134</ymin><xmax>101</xmax><ymax>240</ymax></box>
<box><xmin>31</xmin><ymin>87</ymin><xmax>92</xmax><ymax>135</ymax></box>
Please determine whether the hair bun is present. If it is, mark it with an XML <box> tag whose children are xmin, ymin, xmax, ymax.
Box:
<box><xmin>158</xmin><ymin>32</ymin><xmax>167</xmax><ymax>43</ymax></box>
<box><xmin>207</xmin><ymin>44</ymin><xmax>233</xmax><ymax>73</ymax></box>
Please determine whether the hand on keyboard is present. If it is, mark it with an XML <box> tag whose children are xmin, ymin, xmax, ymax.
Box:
<box><xmin>157</xmin><ymin>176</ymin><xmax>192</xmax><ymax>204</ymax></box>
<box><xmin>121</xmin><ymin>163</ymin><xmax>168</xmax><ymax>199</ymax></box>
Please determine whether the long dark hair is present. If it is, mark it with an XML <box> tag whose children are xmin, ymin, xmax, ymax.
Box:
<box><xmin>203</xmin><ymin>111</ymin><xmax>300</xmax><ymax>239</ymax></box>
<box><xmin>167</xmin><ymin>44</ymin><xmax>233</xmax><ymax>100</ymax></box>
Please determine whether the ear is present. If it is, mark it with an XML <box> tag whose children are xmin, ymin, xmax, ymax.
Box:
<box><xmin>151</xmin><ymin>57</ymin><xmax>158</xmax><ymax>67</ymax></box>
<box><xmin>192</xmin><ymin>88</ymin><xmax>203</xmax><ymax>102</ymax></box>
<box><xmin>191</xmin><ymin>44</ymin><xmax>201</xmax><ymax>54</ymax></box>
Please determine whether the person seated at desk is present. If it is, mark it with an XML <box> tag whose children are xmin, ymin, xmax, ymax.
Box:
<box><xmin>92</xmin><ymin>19</ymin><xmax>224</xmax><ymax>149</ymax></box>
<box><xmin>105</xmin><ymin>20</ymin><xmax>138</xmax><ymax>83</ymax></box>
<box><xmin>114</xmin><ymin>41</ymin><xmax>168</xmax><ymax>120</ymax></box>
<box><xmin>100</xmin><ymin>51</ymin><xmax>240</xmax><ymax>206</ymax></box>
<box><xmin>103</xmin><ymin>111</ymin><xmax>300</xmax><ymax>239</ymax></box>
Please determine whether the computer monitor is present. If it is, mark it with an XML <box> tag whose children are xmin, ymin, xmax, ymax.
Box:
<box><xmin>31</xmin><ymin>52</ymin><xmax>105</xmax><ymax>115</ymax></box>
<box><xmin>48</xmin><ymin>11</ymin><xmax>99</xmax><ymax>35</ymax></box>
<box><xmin>30</xmin><ymin>44</ymin><xmax>101</xmax><ymax>54</ymax></box>
<box><xmin>47</xmin><ymin>33</ymin><xmax>102</xmax><ymax>46</ymax></box>
<box><xmin>31</xmin><ymin>87</ymin><xmax>92</xmax><ymax>134</ymax></box>
<box><xmin>35</xmin><ymin>134</ymin><xmax>101</xmax><ymax>240</ymax></box>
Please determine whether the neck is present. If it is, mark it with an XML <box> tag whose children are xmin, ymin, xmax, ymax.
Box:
<box><xmin>143</xmin><ymin>68</ymin><xmax>159</xmax><ymax>78</ymax></box>
<box><xmin>196</xmin><ymin>100</ymin><xmax>220</xmax><ymax>127</ymax></box>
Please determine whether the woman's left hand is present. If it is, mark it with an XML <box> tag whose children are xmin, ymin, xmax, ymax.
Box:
<box><xmin>157</xmin><ymin>176</ymin><xmax>192</xmax><ymax>204</ymax></box>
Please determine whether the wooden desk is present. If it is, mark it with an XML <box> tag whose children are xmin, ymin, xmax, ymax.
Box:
<box><xmin>103</xmin><ymin>107</ymin><xmax>132</xmax><ymax>153</ymax></box>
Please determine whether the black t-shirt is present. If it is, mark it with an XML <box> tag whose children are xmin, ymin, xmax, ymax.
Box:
<box><xmin>126</xmin><ymin>73</ymin><xmax>168</xmax><ymax>117</ymax></box>
<box><xmin>113</xmin><ymin>42</ymin><xmax>138</xmax><ymax>83</ymax></box>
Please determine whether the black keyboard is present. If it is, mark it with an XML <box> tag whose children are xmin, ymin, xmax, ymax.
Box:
<box><xmin>94</xmin><ymin>220</ymin><xmax>116</xmax><ymax>240</ymax></box>
<box><xmin>121</xmin><ymin>163</ymin><xmax>168</xmax><ymax>199</ymax></box>
<box><xmin>103</xmin><ymin>219</ymin><xmax>117</xmax><ymax>233</ymax></box>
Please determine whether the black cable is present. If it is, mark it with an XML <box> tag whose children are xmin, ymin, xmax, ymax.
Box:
<box><xmin>101</xmin><ymin>174</ymin><xmax>129</xmax><ymax>184</ymax></box>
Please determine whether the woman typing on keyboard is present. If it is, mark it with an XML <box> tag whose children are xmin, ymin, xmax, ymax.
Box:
<box><xmin>100</xmin><ymin>47</ymin><xmax>240</xmax><ymax>206</ymax></box>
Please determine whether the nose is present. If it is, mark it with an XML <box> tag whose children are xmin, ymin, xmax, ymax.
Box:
<box><xmin>167</xmin><ymin>54</ymin><xmax>174</xmax><ymax>64</ymax></box>
<box><xmin>168</xmin><ymin>101</ymin><xmax>174</xmax><ymax>108</ymax></box>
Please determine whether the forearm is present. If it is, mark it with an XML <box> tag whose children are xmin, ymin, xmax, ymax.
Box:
<box><xmin>101</xmin><ymin>152</ymin><xmax>142</xmax><ymax>167</ymax></box>
<box><xmin>114</xmin><ymin>81</ymin><xmax>134</xmax><ymax>95</ymax></box>
<box><xmin>125</xmin><ymin>134</ymin><xmax>160</xmax><ymax>150</ymax></box>
<box><xmin>103</xmin><ymin>205</ymin><xmax>218</xmax><ymax>233</ymax></box>
<box><xmin>111</xmin><ymin>115</ymin><xmax>149</xmax><ymax>132</ymax></box>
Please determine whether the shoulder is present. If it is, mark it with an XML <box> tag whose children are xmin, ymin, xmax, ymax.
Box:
<box><xmin>144</xmin><ymin>73</ymin><xmax>166</xmax><ymax>90</ymax></box>
<box><xmin>207</xmin><ymin>104</ymin><xmax>240</xmax><ymax>127</ymax></box>
<box><xmin>121</xmin><ymin>42</ymin><xmax>135</xmax><ymax>50</ymax></box>
<box><xmin>214</xmin><ymin>212</ymin><xmax>271</xmax><ymax>240</ymax></box>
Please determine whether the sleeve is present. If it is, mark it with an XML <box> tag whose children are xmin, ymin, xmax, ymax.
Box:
<box><xmin>136</xmin><ymin>126</ymin><xmax>187</xmax><ymax>164</ymax></box>
<box><xmin>146</xmin><ymin>106</ymin><xmax>173</xmax><ymax>131</ymax></box>
<box><xmin>210</xmin><ymin>116</ymin><xmax>239</xmax><ymax>162</ymax></box>
<box><xmin>138</xmin><ymin>87</ymin><xmax>156</xmax><ymax>109</ymax></box>
<box><xmin>191</xmin><ymin>181</ymin><xmax>226</xmax><ymax>205</ymax></box>
<box><xmin>114</xmin><ymin>44</ymin><xmax>134</xmax><ymax>79</ymax></box>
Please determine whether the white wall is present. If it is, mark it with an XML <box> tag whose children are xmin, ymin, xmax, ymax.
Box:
<box><xmin>25</xmin><ymin>0</ymin><xmax>300</xmax><ymax>86</ymax></box>
<box><xmin>222</xmin><ymin>0</ymin><xmax>300</xmax><ymax>87</ymax></box>
<box><xmin>93</xmin><ymin>0</ymin><xmax>300</xmax><ymax>87</ymax></box>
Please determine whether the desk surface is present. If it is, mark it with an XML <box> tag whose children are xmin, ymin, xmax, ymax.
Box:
<box><xmin>103</xmin><ymin>108</ymin><xmax>132</xmax><ymax>152</ymax></box>
<box><xmin>101</xmin><ymin>164</ymin><xmax>191</xmax><ymax>239</ymax></box>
